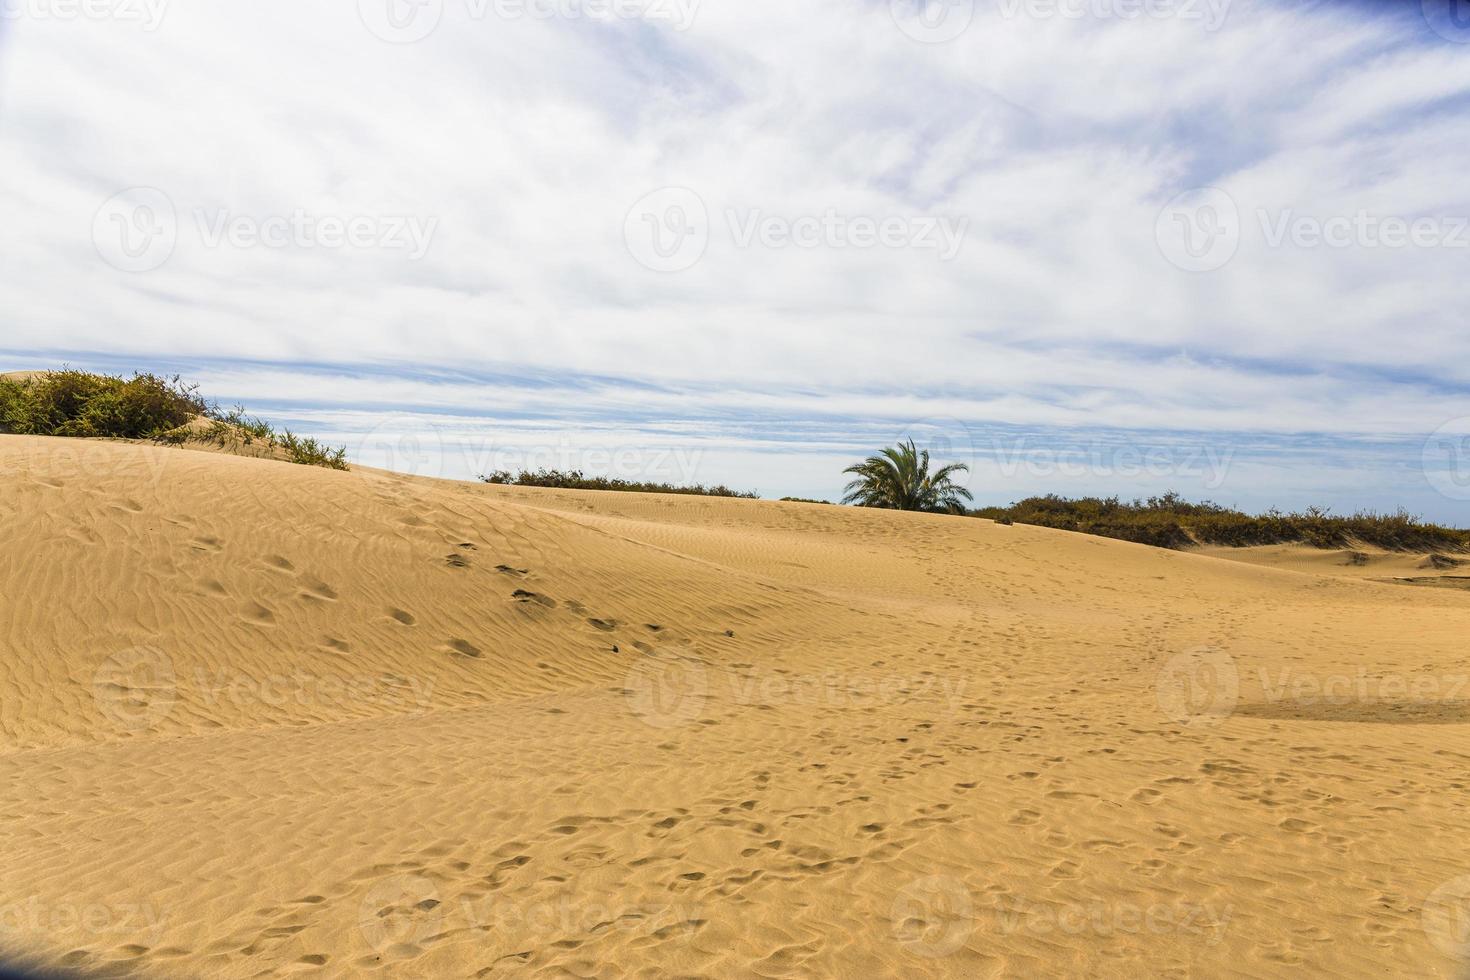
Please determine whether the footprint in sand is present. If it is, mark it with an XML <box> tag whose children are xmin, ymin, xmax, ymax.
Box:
<box><xmin>447</xmin><ymin>639</ymin><xmax>483</xmax><ymax>659</ymax></box>
<box><xmin>242</xmin><ymin>601</ymin><xmax>276</xmax><ymax>624</ymax></box>
<box><xmin>301</xmin><ymin>578</ymin><xmax>338</xmax><ymax>601</ymax></box>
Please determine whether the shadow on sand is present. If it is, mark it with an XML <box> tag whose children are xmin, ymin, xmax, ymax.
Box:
<box><xmin>1234</xmin><ymin>699</ymin><xmax>1470</xmax><ymax>725</ymax></box>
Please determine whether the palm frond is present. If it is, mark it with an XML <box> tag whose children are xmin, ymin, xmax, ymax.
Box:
<box><xmin>839</xmin><ymin>440</ymin><xmax>972</xmax><ymax>514</ymax></box>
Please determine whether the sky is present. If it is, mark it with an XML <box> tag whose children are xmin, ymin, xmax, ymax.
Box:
<box><xmin>1</xmin><ymin>0</ymin><xmax>1468</xmax><ymax>519</ymax></box>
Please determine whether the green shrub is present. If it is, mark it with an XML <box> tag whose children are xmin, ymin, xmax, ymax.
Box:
<box><xmin>281</xmin><ymin>430</ymin><xmax>348</xmax><ymax>470</ymax></box>
<box><xmin>482</xmin><ymin>468</ymin><xmax>757</xmax><ymax>498</ymax></box>
<box><xmin>0</xmin><ymin>369</ymin><xmax>204</xmax><ymax>439</ymax></box>
<box><xmin>0</xmin><ymin>380</ymin><xmax>24</xmax><ymax>432</ymax></box>
<box><xmin>0</xmin><ymin>368</ymin><xmax>347</xmax><ymax>470</ymax></box>
<box><xmin>973</xmin><ymin>493</ymin><xmax>1469</xmax><ymax>552</ymax></box>
<box><xmin>218</xmin><ymin>405</ymin><xmax>276</xmax><ymax>446</ymax></box>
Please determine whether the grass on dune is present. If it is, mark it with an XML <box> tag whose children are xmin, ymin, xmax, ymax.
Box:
<box><xmin>0</xmin><ymin>368</ymin><xmax>348</xmax><ymax>470</ymax></box>
<box><xmin>278</xmin><ymin>430</ymin><xmax>348</xmax><ymax>470</ymax></box>
<box><xmin>482</xmin><ymin>468</ymin><xmax>758</xmax><ymax>498</ymax></box>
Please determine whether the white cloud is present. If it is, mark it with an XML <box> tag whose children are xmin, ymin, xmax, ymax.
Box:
<box><xmin>0</xmin><ymin>0</ymin><xmax>1466</xmax><ymax>514</ymax></box>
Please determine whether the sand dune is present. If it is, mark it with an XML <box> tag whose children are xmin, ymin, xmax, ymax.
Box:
<box><xmin>2</xmin><ymin>435</ymin><xmax>1469</xmax><ymax>977</ymax></box>
<box><xmin>1199</xmin><ymin>543</ymin><xmax>1470</xmax><ymax>591</ymax></box>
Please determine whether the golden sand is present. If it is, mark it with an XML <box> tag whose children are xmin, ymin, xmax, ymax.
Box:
<box><xmin>2</xmin><ymin>435</ymin><xmax>1468</xmax><ymax>977</ymax></box>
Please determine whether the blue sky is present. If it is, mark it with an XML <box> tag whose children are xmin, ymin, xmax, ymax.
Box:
<box><xmin>1</xmin><ymin>0</ymin><xmax>1468</xmax><ymax>520</ymax></box>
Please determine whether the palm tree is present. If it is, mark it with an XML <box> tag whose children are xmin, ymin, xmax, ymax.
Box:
<box><xmin>842</xmin><ymin>440</ymin><xmax>973</xmax><ymax>514</ymax></box>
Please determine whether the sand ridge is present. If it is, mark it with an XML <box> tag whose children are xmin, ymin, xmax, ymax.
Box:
<box><xmin>2</xmin><ymin>435</ymin><xmax>1469</xmax><ymax>977</ymax></box>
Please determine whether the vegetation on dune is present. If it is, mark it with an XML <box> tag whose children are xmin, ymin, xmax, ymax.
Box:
<box><xmin>0</xmin><ymin>368</ymin><xmax>349</xmax><ymax>470</ymax></box>
<box><xmin>481</xmin><ymin>468</ymin><xmax>758</xmax><ymax>498</ymax></box>
<box><xmin>971</xmin><ymin>492</ymin><xmax>1470</xmax><ymax>553</ymax></box>
<box><xmin>833</xmin><ymin>441</ymin><xmax>1465</xmax><ymax>552</ymax></box>
<box><xmin>0</xmin><ymin>369</ymin><xmax>204</xmax><ymax>440</ymax></box>
<box><xmin>842</xmin><ymin>440</ymin><xmax>973</xmax><ymax>514</ymax></box>
<box><xmin>7</xmin><ymin>376</ymin><xmax>1461</xmax><ymax>548</ymax></box>
<box><xmin>279</xmin><ymin>430</ymin><xmax>349</xmax><ymax>470</ymax></box>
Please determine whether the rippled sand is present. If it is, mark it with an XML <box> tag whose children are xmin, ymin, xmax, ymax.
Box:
<box><xmin>2</xmin><ymin>435</ymin><xmax>1468</xmax><ymax>977</ymax></box>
